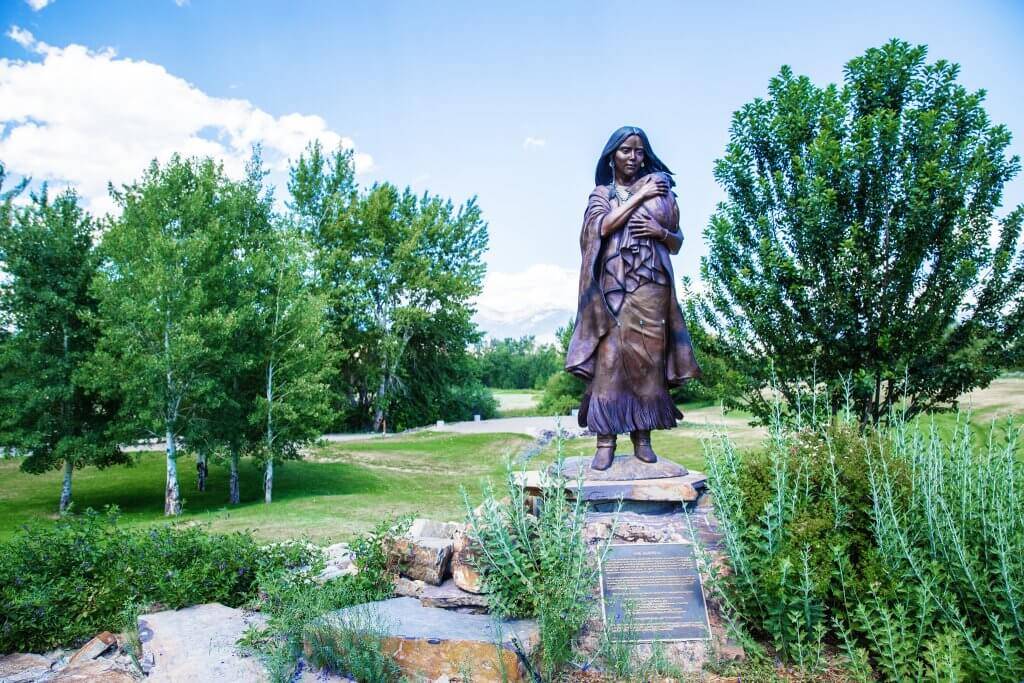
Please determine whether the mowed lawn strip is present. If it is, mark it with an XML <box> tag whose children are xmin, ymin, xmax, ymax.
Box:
<box><xmin>0</xmin><ymin>431</ymin><xmax>532</xmax><ymax>544</ymax></box>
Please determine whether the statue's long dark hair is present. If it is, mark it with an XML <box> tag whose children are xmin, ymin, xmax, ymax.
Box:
<box><xmin>594</xmin><ymin>126</ymin><xmax>675</xmax><ymax>187</ymax></box>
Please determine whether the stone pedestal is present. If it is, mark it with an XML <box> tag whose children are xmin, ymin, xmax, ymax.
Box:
<box><xmin>514</xmin><ymin>455</ymin><xmax>707</xmax><ymax>514</ymax></box>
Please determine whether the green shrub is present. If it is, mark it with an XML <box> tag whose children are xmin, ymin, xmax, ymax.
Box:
<box><xmin>704</xmin><ymin>407</ymin><xmax>1024</xmax><ymax>681</ymax></box>
<box><xmin>536</xmin><ymin>370</ymin><xmax>584</xmax><ymax>416</ymax></box>
<box><xmin>0</xmin><ymin>507</ymin><xmax>317</xmax><ymax>653</ymax></box>
<box><xmin>462</xmin><ymin>440</ymin><xmax>604</xmax><ymax>679</ymax></box>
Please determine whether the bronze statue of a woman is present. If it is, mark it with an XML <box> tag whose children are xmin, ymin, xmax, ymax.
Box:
<box><xmin>566</xmin><ymin>126</ymin><xmax>701</xmax><ymax>470</ymax></box>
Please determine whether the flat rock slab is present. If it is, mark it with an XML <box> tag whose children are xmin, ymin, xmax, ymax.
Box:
<box><xmin>516</xmin><ymin>469</ymin><xmax>707</xmax><ymax>505</ymax></box>
<box><xmin>311</xmin><ymin>597</ymin><xmax>536</xmax><ymax>682</ymax></box>
<box><xmin>419</xmin><ymin>579</ymin><xmax>489</xmax><ymax>612</ymax></box>
<box><xmin>549</xmin><ymin>455</ymin><xmax>689</xmax><ymax>481</ymax></box>
<box><xmin>139</xmin><ymin>603</ymin><xmax>268</xmax><ymax>683</ymax></box>
<box><xmin>49</xmin><ymin>659</ymin><xmax>134</xmax><ymax>682</ymax></box>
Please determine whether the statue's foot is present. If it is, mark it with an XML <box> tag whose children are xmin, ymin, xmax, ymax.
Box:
<box><xmin>591</xmin><ymin>434</ymin><xmax>617</xmax><ymax>471</ymax></box>
<box><xmin>630</xmin><ymin>430</ymin><xmax>658</xmax><ymax>464</ymax></box>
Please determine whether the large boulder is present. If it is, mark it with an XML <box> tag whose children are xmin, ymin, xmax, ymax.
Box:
<box><xmin>387</xmin><ymin>537</ymin><xmax>453</xmax><ymax>585</ymax></box>
<box><xmin>305</xmin><ymin>597</ymin><xmax>537</xmax><ymax>683</ymax></box>
<box><xmin>407</xmin><ymin>518</ymin><xmax>462</xmax><ymax>540</ymax></box>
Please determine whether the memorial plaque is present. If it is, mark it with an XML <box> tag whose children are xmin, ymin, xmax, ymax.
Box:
<box><xmin>600</xmin><ymin>543</ymin><xmax>710</xmax><ymax>642</ymax></box>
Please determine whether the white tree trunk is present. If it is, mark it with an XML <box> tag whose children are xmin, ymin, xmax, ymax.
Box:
<box><xmin>59</xmin><ymin>459</ymin><xmax>73</xmax><ymax>514</ymax></box>
<box><xmin>263</xmin><ymin>458</ymin><xmax>273</xmax><ymax>504</ymax></box>
<box><xmin>229</xmin><ymin>449</ymin><xmax>240</xmax><ymax>504</ymax></box>
<box><xmin>165</xmin><ymin>429</ymin><xmax>181</xmax><ymax>515</ymax></box>
<box><xmin>264</xmin><ymin>360</ymin><xmax>274</xmax><ymax>504</ymax></box>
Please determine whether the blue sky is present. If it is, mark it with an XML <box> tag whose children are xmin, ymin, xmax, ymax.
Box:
<box><xmin>2</xmin><ymin>0</ymin><xmax>1023</xmax><ymax>339</ymax></box>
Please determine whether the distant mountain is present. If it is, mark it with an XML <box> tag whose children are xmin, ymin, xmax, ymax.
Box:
<box><xmin>473</xmin><ymin>306</ymin><xmax>574</xmax><ymax>346</ymax></box>
<box><xmin>472</xmin><ymin>264</ymin><xmax>577</xmax><ymax>345</ymax></box>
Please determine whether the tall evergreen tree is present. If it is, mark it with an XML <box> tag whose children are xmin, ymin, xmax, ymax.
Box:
<box><xmin>0</xmin><ymin>188</ymin><xmax>126</xmax><ymax>513</ymax></box>
<box><xmin>701</xmin><ymin>40</ymin><xmax>1024</xmax><ymax>423</ymax></box>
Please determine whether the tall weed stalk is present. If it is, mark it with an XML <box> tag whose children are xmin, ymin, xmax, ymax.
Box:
<box><xmin>462</xmin><ymin>432</ymin><xmax>607</xmax><ymax>680</ymax></box>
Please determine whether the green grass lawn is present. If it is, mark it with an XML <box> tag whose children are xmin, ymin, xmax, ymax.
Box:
<box><xmin>0</xmin><ymin>431</ymin><xmax>532</xmax><ymax>544</ymax></box>
<box><xmin>2</xmin><ymin>378</ymin><xmax>1019</xmax><ymax>545</ymax></box>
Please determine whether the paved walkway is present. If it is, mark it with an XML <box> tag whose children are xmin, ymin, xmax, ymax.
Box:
<box><xmin>121</xmin><ymin>406</ymin><xmax>758</xmax><ymax>452</ymax></box>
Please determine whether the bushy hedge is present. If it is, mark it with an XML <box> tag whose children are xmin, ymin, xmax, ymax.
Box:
<box><xmin>0</xmin><ymin>508</ymin><xmax>318</xmax><ymax>653</ymax></box>
<box><xmin>705</xmin><ymin>410</ymin><xmax>1024</xmax><ymax>681</ymax></box>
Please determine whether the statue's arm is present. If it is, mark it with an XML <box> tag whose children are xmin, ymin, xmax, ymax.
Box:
<box><xmin>600</xmin><ymin>193</ymin><xmax>646</xmax><ymax>237</ymax></box>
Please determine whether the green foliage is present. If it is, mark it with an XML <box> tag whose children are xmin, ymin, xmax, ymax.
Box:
<box><xmin>704</xmin><ymin>401</ymin><xmax>1024</xmax><ymax>681</ymax></box>
<box><xmin>289</xmin><ymin>143</ymin><xmax>489</xmax><ymax>432</ymax></box>
<box><xmin>0</xmin><ymin>507</ymin><xmax>317</xmax><ymax>653</ymax></box>
<box><xmin>462</xmin><ymin>439</ymin><xmax>601</xmax><ymax>679</ymax></box>
<box><xmin>671</xmin><ymin>280</ymin><xmax>747</xmax><ymax>406</ymax></box>
<box><xmin>90</xmin><ymin>155</ymin><xmax>242</xmax><ymax>514</ymax></box>
<box><xmin>595</xmin><ymin>604</ymin><xmax>684</xmax><ymax>682</ymax></box>
<box><xmin>303</xmin><ymin>607</ymin><xmax>402</xmax><ymax>683</ymax></box>
<box><xmin>536</xmin><ymin>370</ymin><xmax>584</xmax><ymax>416</ymax></box>
<box><xmin>701</xmin><ymin>39</ymin><xmax>1024</xmax><ymax>425</ymax></box>
<box><xmin>245</xmin><ymin>516</ymin><xmax>409</xmax><ymax>681</ymax></box>
<box><xmin>536</xmin><ymin>318</ymin><xmax>585</xmax><ymax>416</ymax></box>
<box><xmin>473</xmin><ymin>336</ymin><xmax>561</xmax><ymax>390</ymax></box>
<box><xmin>0</xmin><ymin>188</ymin><xmax>126</xmax><ymax>513</ymax></box>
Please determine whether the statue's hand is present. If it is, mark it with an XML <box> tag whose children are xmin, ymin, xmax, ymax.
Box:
<box><xmin>628</xmin><ymin>212</ymin><xmax>667</xmax><ymax>241</ymax></box>
<box><xmin>638</xmin><ymin>175</ymin><xmax>670</xmax><ymax>200</ymax></box>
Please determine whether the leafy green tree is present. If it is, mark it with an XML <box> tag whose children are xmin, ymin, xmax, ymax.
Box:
<box><xmin>474</xmin><ymin>336</ymin><xmax>561</xmax><ymax>390</ymax></box>
<box><xmin>287</xmin><ymin>146</ymin><xmax>489</xmax><ymax>431</ymax></box>
<box><xmin>0</xmin><ymin>188</ymin><xmax>126</xmax><ymax>513</ymax></box>
<box><xmin>245</xmin><ymin>225</ymin><xmax>333</xmax><ymax>504</ymax></box>
<box><xmin>186</xmin><ymin>154</ymin><xmax>275</xmax><ymax>504</ymax></box>
<box><xmin>701</xmin><ymin>40</ymin><xmax>1024</xmax><ymax>424</ymax></box>
<box><xmin>90</xmin><ymin>156</ymin><xmax>235</xmax><ymax>515</ymax></box>
<box><xmin>348</xmin><ymin>184</ymin><xmax>488</xmax><ymax>431</ymax></box>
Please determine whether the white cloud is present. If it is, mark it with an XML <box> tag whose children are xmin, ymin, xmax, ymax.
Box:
<box><xmin>0</xmin><ymin>33</ymin><xmax>372</xmax><ymax>215</ymax></box>
<box><xmin>25</xmin><ymin>0</ymin><xmax>55</xmax><ymax>10</ymax></box>
<box><xmin>471</xmin><ymin>264</ymin><xmax>577</xmax><ymax>329</ymax></box>
<box><xmin>522</xmin><ymin>136</ymin><xmax>546</xmax><ymax>150</ymax></box>
<box><xmin>173</xmin><ymin>0</ymin><xmax>189</xmax><ymax>6</ymax></box>
<box><xmin>6</xmin><ymin>26</ymin><xmax>36</xmax><ymax>49</ymax></box>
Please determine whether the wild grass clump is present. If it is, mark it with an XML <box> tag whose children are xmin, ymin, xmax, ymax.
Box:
<box><xmin>303</xmin><ymin>606</ymin><xmax>402</xmax><ymax>682</ymax></box>
<box><xmin>0</xmin><ymin>507</ymin><xmax>317</xmax><ymax>653</ymax></box>
<box><xmin>705</xmin><ymin>402</ymin><xmax>1023</xmax><ymax>681</ymax></box>
<box><xmin>462</xmin><ymin>435</ymin><xmax>605</xmax><ymax>680</ymax></box>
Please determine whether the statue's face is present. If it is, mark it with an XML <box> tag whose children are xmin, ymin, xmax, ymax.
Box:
<box><xmin>613</xmin><ymin>135</ymin><xmax>645</xmax><ymax>181</ymax></box>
